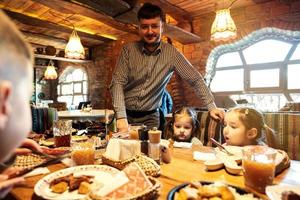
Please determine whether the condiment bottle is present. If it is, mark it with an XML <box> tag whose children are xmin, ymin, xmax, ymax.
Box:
<box><xmin>138</xmin><ymin>125</ymin><xmax>148</xmax><ymax>155</ymax></box>
<box><xmin>148</xmin><ymin>127</ymin><xmax>161</xmax><ymax>164</ymax></box>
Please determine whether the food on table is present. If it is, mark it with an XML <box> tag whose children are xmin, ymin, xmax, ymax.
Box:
<box><xmin>50</xmin><ymin>182</ymin><xmax>68</xmax><ymax>194</ymax></box>
<box><xmin>281</xmin><ymin>191</ymin><xmax>300</xmax><ymax>200</ymax></box>
<box><xmin>78</xmin><ymin>182</ymin><xmax>90</xmax><ymax>194</ymax></box>
<box><xmin>12</xmin><ymin>154</ymin><xmax>47</xmax><ymax>169</ymax></box>
<box><xmin>49</xmin><ymin>173</ymin><xmax>93</xmax><ymax>194</ymax></box>
<box><xmin>174</xmin><ymin>182</ymin><xmax>260</xmax><ymax>200</ymax></box>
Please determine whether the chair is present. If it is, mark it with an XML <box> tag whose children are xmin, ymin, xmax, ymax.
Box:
<box><xmin>48</xmin><ymin>102</ymin><xmax>67</xmax><ymax>111</ymax></box>
<box><xmin>78</xmin><ymin>101</ymin><xmax>91</xmax><ymax>109</ymax></box>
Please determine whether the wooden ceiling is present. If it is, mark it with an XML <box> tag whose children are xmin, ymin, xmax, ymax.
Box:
<box><xmin>0</xmin><ymin>0</ymin><xmax>296</xmax><ymax>52</ymax></box>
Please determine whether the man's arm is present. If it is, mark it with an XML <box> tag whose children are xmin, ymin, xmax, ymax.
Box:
<box><xmin>173</xmin><ymin>51</ymin><xmax>224</xmax><ymax>120</ymax></box>
<box><xmin>109</xmin><ymin>46</ymin><xmax>130</xmax><ymax>131</ymax></box>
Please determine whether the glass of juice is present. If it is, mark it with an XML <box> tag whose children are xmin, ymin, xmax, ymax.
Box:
<box><xmin>242</xmin><ymin>145</ymin><xmax>277</xmax><ymax>194</ymax></box>
<box><xmin>53</xmin><ymin>120</ymin><xmax>72</xmax><ymax>147</ymax></box>
<box><xmin>71</xmin><ymin>139</ymin><xmax>95</xmax><ymax>166</ymax></box>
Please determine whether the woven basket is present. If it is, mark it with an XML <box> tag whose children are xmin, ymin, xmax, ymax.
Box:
<box><xmin>101</xmin><ymin>154</ymin><xmax>135</xmax><ymax>170</ymax></box>
<box><xmin>102</xmin><ymin>155</ymin><xmax>160</xmax><ymax>177</ymax></box>
<box><xmin>87</xmin><ymin>177</ymin><xmax>161</xmax><ymax>200</ymax></box>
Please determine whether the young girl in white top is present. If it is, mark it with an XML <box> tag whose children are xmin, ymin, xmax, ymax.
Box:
<box><xmin>223</xmin><ymin>107</ymin><xmax>278</xmax><ymax>148</ymax></box>
<box><xmin>164</xmin><ymin>107</ymin><xmax>202</xmax><ymax>144</ymax></box>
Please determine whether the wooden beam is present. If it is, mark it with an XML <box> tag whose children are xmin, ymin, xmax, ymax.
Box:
<box><xmin>138</xmin><ymin>0</ymin><xmax>193</xmax><ymax>22</ymax></box>
<box><xmin>4</xmin><ymin>9</ymin><xmax>111</xmax><ymax>42</ymax></box>
<box><xmin>21</xmin><ymin>31</ymin><xmax>67</xmax><ymax>49</ymax></box>
<box><xmin>31</xmin><ymin>0</ymin><xmax>138</xmax><ymax>34</ymax></box>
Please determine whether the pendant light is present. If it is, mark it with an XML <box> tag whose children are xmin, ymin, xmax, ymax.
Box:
<box><xmin>211</xmin><ymin>8</ymin><xmax>237</xmax><ymax>42</ymax></box>
<box><xmin>44</xmin><ymin>60</ymin><xmax>57</xmax><ymax>80</ymax></box>
<box><xmin>65</xmin><ymin>28</ymin><xmax>85</xmax><ymax>59</ymax></box>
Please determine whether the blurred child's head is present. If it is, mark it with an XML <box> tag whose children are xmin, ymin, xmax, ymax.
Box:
<box><xmin>223</xmin><ymin>107</ymin><xmax>265</xmax><ymax>146</ymax></box>
<box><xmin>0</xmin><ymin>11</ymin><xmax>33</xmax><ymax>162</ymax></box>
<box><xmin>171</xmin><ymin>107</ymin><xmax>199</xmax><ymax>142</ymax></box>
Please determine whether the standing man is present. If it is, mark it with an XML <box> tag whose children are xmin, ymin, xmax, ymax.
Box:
<box><xmin>110</xmin><ymin>3</ymin><xmax>224</xmax><ymax>132</ymax></box>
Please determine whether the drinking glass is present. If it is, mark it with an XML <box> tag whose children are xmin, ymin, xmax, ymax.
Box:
<box><xmin>53</xmin><ymin>120</ymin><xmax>72</xmax><ymax>147</ymax></box>
<box><xmin>242</xmin><ymin>145</ymin><xmax>277</xmax><ymax>194</ymax></box>
<box><xmin>71</xmin><ymin>139</ymin><xmax>95</xmax><ymax>166</ymax></box>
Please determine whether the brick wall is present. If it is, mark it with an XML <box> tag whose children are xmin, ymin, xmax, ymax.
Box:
<box><xmin>39</xmin><ymin>1</ymin><xmax>300</xmax><ymax>110</ymax></box>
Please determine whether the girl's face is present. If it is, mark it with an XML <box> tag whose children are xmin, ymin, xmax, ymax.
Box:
<box><xmin>173</xmin><ymin>115</ymin><xmax>193</xmax><ymax>142</ymax></box>
<box><xmin>223</xmin><ymin>111</ymin><xmax>249</xmax><ymax>146</ymax></box>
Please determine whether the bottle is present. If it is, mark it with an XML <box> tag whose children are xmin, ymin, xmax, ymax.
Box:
<box><xmin>148</xmin><ymin>127</ymin><xmax>161</xmax><ymax>164</ymax></box>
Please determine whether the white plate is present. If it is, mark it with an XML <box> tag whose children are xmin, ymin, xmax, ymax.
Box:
<box><xmin>34</xmin><ymin>165</ymin><xmax>120</xmax><ymax>200</ymax></box>
<box><xmin>266</xmin><ymin>185</ymin><xmax>300</xmax><ymax>200</ymax></box>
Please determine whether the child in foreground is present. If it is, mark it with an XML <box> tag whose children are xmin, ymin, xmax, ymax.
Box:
<box><xmin>223</xmin><ymin>107</ymin><xmax>290</xmax><ymax>174</ymax></box>
<box><xmin>164</xmin><ymin>107</ymin><xmax>202</xmax><ymax>145</ymax></box>
<box><xmin>0</xmin><ymin>10</ymin><xmax>34</xmax><ymax>198</ymax></box>
<box><xmin>223</xmin><ymin>107</ymin><xmax>277</xmax><ymax>148</ymax></box>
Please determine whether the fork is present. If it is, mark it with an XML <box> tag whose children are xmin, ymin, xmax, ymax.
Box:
<box><xmin>210</xmin><ymin>138</ymin><xmax>234</xmax><ymax>156</ymax></box>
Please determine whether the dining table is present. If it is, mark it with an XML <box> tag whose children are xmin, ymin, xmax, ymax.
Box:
<box><xmin>57</xmin><ymin>109</ymin><xmax>114</xmax><ymax>121</ymax></box>
<box><xmin>9</xmin><ymin>147</ymin><xmax>300</xmax><ymax>200</ymax></box>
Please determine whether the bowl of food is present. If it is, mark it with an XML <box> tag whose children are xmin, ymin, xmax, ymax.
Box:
<box><xmin>167</xmin><ymin>181</ymin><xmax>261</xmax><ymax>200</ymax></box>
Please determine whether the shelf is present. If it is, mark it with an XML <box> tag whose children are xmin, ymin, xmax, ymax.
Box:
<box><xmin>34</xmin><ymin>54</ymin><xmax>92</xmax><ymax>63</ymax></box>
<box><xmin>164</xmin><ymin>24</ymin><xmax>202</xmax><ymax>44</ymax></box>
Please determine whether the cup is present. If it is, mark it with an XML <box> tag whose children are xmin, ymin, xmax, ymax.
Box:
<box><xmin>129</xmin><ymin>125</ymin><xmax>140</xmax><ymax>140</ymax></box>
<box><xmin>242</xmin><ymin>145</ymin><xmax>277</xmax><ymax>194</ymax></box>
<box><xmin>53</xmin><ymin>120</ymin><xmax>72</xmax><ymax>147</ymax></box>
<box><xmin>148</xmin><ymin>128</ymin><xmax>161</xmax><ymax>144</ymax></box>
<box><xmin>71</xmin><ymin>139</ymin><xmax>95</xmax><ymax>166</ymax></box>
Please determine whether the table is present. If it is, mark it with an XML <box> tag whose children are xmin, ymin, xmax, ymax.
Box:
<box><xmin>57</xmin><ymin>109</ymin><xmax>114</xmax><ymax>121</ymax></box>
<box><xmin>9</xmin><ymin>148</ymin><xmax>300</xmax><ymax>200</ymax></box>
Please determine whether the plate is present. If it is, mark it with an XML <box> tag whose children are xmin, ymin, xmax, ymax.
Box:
<box><xmin>34</xmin><ymin>165</ymin><xmax>120</xmax><ymax>200</ymax></box>
<box><xmin>266</xmin><ymin>185</ymin><xmax>300</xmax><ymax>200</ymax></box>
<box><xmin>167</xmin><ymin>181</ymin><xmax>261</xmax><ymax>200</ymax></box>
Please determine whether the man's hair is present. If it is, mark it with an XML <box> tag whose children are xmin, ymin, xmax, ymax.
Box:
<box><xmin>137</xmin><ymin>3</ymin><xmax>165</xmax><ymax>22</ymax></box>
<box><xmin>0</xmin><ymin>10</ymin><xmax>33</xmax><ymax>85</ymax></box>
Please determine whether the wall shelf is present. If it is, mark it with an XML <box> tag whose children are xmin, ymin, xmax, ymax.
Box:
<box><xmin>34</xmin><ymin>54</ymin><xmax>92</xmax><ymax>63</ymax></box>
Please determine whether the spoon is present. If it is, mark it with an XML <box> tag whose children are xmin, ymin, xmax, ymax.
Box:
<box><xmin>210</xmin><ymin>138</ymin><xmax>234</xmax><ymax>156</ymax></box>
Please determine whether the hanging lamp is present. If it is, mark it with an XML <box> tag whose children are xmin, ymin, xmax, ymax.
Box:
<box><xmin>65</xmin><ymin>28</ymin><xmax>85</xmax><ymax>59</ymax></box>
<box><xmin>44</xmin><ymin>60</ymin><xmax>57</xmax><ymax>80</ymax></box>
<box><xmin>211</xmin><ymin>8</ymin><xmax>237</xmax><ymax>42</ymax></box>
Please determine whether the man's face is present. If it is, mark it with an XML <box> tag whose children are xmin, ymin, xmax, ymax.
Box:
<box><xmin>138</xmin><ymin>17</ymin><xmax>163</xmax><ymax>45</ymax></box>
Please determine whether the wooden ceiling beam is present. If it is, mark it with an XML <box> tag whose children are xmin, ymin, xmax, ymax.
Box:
<box><xmin>31</xmin><ymin>0</ymin><xmax>138</xmax><ymax>34</ymax></box>
<box><xmin>4</xmin><ymin>9</ymin><xmax>111</xmax><ymax>42</ymax></box>
<box><xmin>21</xmin><ymin>31</ymin><xmax>68</xmax><ymax>50</ymax></box>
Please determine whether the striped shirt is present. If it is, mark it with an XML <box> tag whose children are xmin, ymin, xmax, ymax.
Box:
<box><xmin>110</xmin><ymin>41</ymin><xmax>216</xmax><ymax>119</ymax></box>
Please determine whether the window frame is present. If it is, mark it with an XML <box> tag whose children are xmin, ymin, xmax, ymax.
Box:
<box><xmin>205</xmin><ymin>28</ymin><xmax>300</xmax><ymax>108</ymax></box>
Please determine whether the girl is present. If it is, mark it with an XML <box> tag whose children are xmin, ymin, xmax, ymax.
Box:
<box><xmin>223</xmin><ymin>107</ymin><xmax>278</xmax><ymax>148</ymax></box>
<box><xmin>164</xmin><ymin>107</ymin><xmax>202</xmax><ymax>144</ymax></box>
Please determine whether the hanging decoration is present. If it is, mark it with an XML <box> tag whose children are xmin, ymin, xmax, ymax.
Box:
<box><xmin>44</xmin><ymin>60</ymin><xmax>57</xmax><ymax>80</ymax></box>
<box><xmin>65</xmin><ymin>29</ymin><xmax>85</xmax><ymax>59</ymax></box>
<box><xmin>211</xmin><ymin>8</ymin><xmax>237</xmax><ymax>42</ymax></box>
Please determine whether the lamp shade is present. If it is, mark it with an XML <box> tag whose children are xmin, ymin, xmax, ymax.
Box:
<box><xmin>65</xmin><ymin>29</ymin><xmax>85</xmax><ymax>59</ymax></box>
<box><xmin>211</xmin><ymin>9</ymin><xmax>237</xmax><ymax>42</ymax></box>
<box><xmin>44</xmin><ymin>65</ymin><xmax>57</xmax><ymax>80</ymax></box>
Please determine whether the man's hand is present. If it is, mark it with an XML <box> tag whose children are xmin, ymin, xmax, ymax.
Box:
<box><xmin>116</xmin><ymin>118</ymin><xmax>129</xmax><ymax>133</ymax></box>
<box><xmin>209</xmin><ymin>108</ymin><xmax>225</xmax><ymax>121</ymax></box>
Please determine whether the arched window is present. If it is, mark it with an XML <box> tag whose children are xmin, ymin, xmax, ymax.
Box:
<box><xmin>206</xmin><ymin>28</ymin><xmax>300</xmax><ymax>111</ymax></box>
<box><xmin>57</xmin><ymin>67</ymin><xmax>88</xmax><ymax>108</ymax></box>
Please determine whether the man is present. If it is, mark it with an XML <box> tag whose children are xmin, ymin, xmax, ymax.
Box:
<box><xmin>110</xmin><ymin>3</ymin><xmax>224</xmax><ymax>132</ymax></box>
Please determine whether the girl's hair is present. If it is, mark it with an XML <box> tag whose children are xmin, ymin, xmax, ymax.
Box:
<box><xmin>163</xmin><ymin>107</ymin><xmax>199</xmax><ymax>141</ymax></box>
<box><xmin>228</xmin><ymin>107</ymin><xmax>278</xmax><ymax>148</ymax></box>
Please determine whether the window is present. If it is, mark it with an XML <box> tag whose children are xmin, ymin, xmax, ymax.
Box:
<box><xmin>206</xmin><ymin>28</ymin><xmax>300</xmax><ymax>111</ymax></box>
<box><xmin>57</xmin><ymin>67</ymin><xmax>88</xmax><ymax>108</ymax></box>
